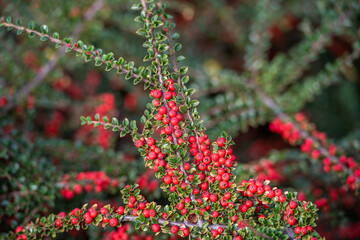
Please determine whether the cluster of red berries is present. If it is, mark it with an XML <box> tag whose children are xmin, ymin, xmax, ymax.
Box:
<box><xmin>103</xmin><ymin>223</ymin><xmax>178</xmax><ymax>240</ymax></box>
<box><xmin>14</xmin><ymin>226</ymin><xmax>26</xmax><ymax>240</ymax></box>
<box><xmin>270</xmin><ymin>113</ymin><xmax>359</xmax><ymax>190</ymax></box>
<box><xmin>136</xmin><ymin>80</ymin><xmax>185</xmax><ymax>190</ymax></box>
<box><xmin>189</xmin><ymin>135</ymin><xmax>236</xmax><ymax>189</ymax></box>
<box><xmin>252</xmin><ymin>159</ymin><xmax>284</xmax><ymax>184</ymax></box>
<box><xmin>96</xmin><ymin>93</ymin><xmax>115</xmax><ymax>149</ymax></box>
<box><xmin>238</xmin><ymin>179</ymin><xmax>317</xmax><ymax>239</ymax></box>
<box><xmin>60</xmin><ymin>171</ymin><xmax>119</xmax><ymax>199</ymax></box>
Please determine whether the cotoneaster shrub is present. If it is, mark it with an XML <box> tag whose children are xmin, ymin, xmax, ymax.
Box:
<box><xmin>2</xmin><ymin>0</ymin><xmax>358</xmax><ymax>239</ymax></box>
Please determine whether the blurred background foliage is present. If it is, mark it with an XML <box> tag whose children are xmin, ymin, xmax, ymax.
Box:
<box><xmin>1</xmin><ymin>0</ymin><xmax>360</xmax><ymax>239</ymax></box>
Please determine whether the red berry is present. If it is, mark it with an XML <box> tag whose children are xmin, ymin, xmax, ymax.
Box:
<box><xmin>211</xmin><ymin>230</ymin><xmax>218</xmax><ymax>238</ymax></box>
<box><xmin>196</xmin><ymin>153</ymin><xmax>204</xmax><ymax>161</ymax></box>
<box><xmin>176</xmin><ymin>202</ymin><xmax>184</xmax><ymax>210</ymax></box>
<box><xmin>279</xmin><ymin>195</ymin><xmax>286</xmax><ymax>203</ymax></box>
<box><xmin>274</xmin><ymin>189</ymin><xmax>282</xmax><ymax>196</ymax></box>
<box><xmin>71</xmin><ymin>208</ymin><xmax>82</xmax><ymax>217</ymax></box>
<box><xmin>222</xmin><ymin>173</ymin><xmax>230</xmax><ymax>182</ymax></box>
<box><xmin>151</xmin><ymin>90</ymin><xmax>162</xmax><ymax>99</ymax></box>
<box><xmin>212</xmin><ymin>211</ymin><xmax>219</xmax><ymax>217</ymax></box>
<box><xmin>71</xmin><ymin>218</ymin><xmax>79</xmax><ymax>225</ymax></box>
<box><xmin>198</xmin><ymin>163</ymin><xmax>207</xmax><ymax>171</ymax></box>
<box><xmin>103</xmin><ymin>216</ymin><xmax>110</xmax><ymax>223</ymax></box>
<box><xmin>110</xmin><ymin>218</ymin><xmax>118</xmax><ymax>227</ymax></box>
<box><xmin>240</xmin><ymin>204</ymin><xmax>248</xmax><ymax>213</ymax></box>
<box><xmin>165</xmin><ymin>126</ymin><xmax>173</xmax><ymax>134</ymax></box>
<box><xmin>210</xmin><ymin>194</ymin><xmax>218</xmax><ymax>202</ymax></box>
<box><xmin>183</xmin><ymin>228</ymin><xmax>190</xmax><ymax>237</ymax></box>
<box><xmin>289</xmin><ymin>200</ymin><xmax>297</xmax><ymax>209</ymax></box>
<box><xmin>267</xmin><ymin>190</ymin><xmax>275</xmax><ymax>198</ymax></box>
<box><xmin>181</xmin><ymin>209</ymin><xmax>188</xmax><ymax>215</ymax></box>
<box><xmin>219</xmin><ymin>181</ymin><xmax>228</xmax><ymax>189</ymax></box>
<box><xmin>257</xmin><ymin>187</ymin><xmax>265</xmax><ymax>195</ymax></box>
<box><xmin>164</xmin><ymin>175</ymin><xmax>172</xmax><ymax>184</ymax></box>
<box><xmin>132</xmin><ymin>208</ymin><xmax>138</xmax><ymax>216</ymax></box>
<box><xmin>55</xmin><ymin>219</ymin><xmax>62</xmax><ymax>227</ymax></box>
<box><xmin>138</xmin><ymin>202</ymin><xmax>146</xmax><ymax>210</ymax></box>
<box><xmin>224</xmin><ymin>192</ymin><xmax>232</xmax><ymax>199</ymax></box>
<box><xmin>129</xmin><ymin>196</ymin><xmax>136</xmax><ymax>203</ymax></box>
<box><xmin>288</xmin><ymin>216</ymin><xmax>296</xmax><ymax>225</ymax></box>
<box><xmin>171</xmin><ymin>225</ymin><xmax>179</xmax><ymax>234</ymax></box>
<box><xmin>152</xmin><ymin>224</ymin><xmax>160</xmax><ymax>232</ymax></box>
<box><xmin>200</xmin><ymin>182</ymin><xmax>208</xmax><ymax>190</ymax></box>
<box><xmin>189</xmin><ymin>136</ymin><xmax>196</xmax><ymax>143</ymax></box>
<box><xmin>246</xmin><ymin>200</ymin><xmax>253</xmax><ymax>207</ymax></box>
<box><xmin>143</xmin><ymin>209</ymin><xmax>150</xmax><ymax>218</ymax></box>
<box><xmin>249</xmin><ymin>184</ymin><xmax>257</xmax><ymax>193</ymax></box>
<box><xmin>174</xmin><ymin>130</ymin><xmax>182</xmax><ymax>138</ymax></box>
<box><xmin>184</xmin><ymin>163</ymin><xmax>191</xmax><ymax>170</ymax></box>
<box><xmin>146</xmin><ymin>137</ymin><xmax>156</xmax><ymax>146</ymax></box>
<box><xmin>117</xmin><ymin>206</ymin><xmax>125</xmax><ymax>215</ymax></box>
<box><xmin>217</xmin><ymin>137</ymin><xmax>226</xmax><ymax>147</ymax></box>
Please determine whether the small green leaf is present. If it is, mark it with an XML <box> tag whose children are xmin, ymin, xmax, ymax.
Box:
<box><xmin>125</xmin><ymin>70</ymin><xmax>133</xmax><ymax>80</ymax></box>
<box><xmin>112</xmin><ymin>117</ymin><xmax>119</xmax><ymax>125</ymax></box>
<box><xmin>28</xmin><ymin>21</ymin><xmax>35</xmax><ymax>29</ymax></box>
<box><xmin>40</xmin><ymin>25</ymin><xmax>48</xmax><ymax>34</ymax></box>
<box><xmin>136</xmin><ymin>28</ymin><xmax>148</xmax><ymax>37</ymax></box>
<box><xmin>179</xmin><ymin>105</ymin><xmax>188</xmax><ymax>113</ymax></box>
<box><xmin>28</xmin><ymin>32</ymin><xmax>36</xmax><ymax>38</ymax></box>
<box><xmin>6</xmin><ymin>16</ymin><xmax>12</xmax><ymax>23</ymax></box>
<box><xmin>40</xmin><ymin>36</ymin><xmax>48</xmax><ymax>41</ymax></box>
<box><xmin>172</xmin><ymin>33</ymin><xmax>180</xmax><ymax>39</ymax></box>
<box><xmin>186</xmin><ymin>88</ymin><xmax>196</xmax><ymax>96</ymax></box>
<box><xmin>52</xmin><ymin>32</ymin><xmax>59</xmax><ymax>39</ymax></box>
<box><xmin>174</xmin><ymin>43</ymin><xmax>182</xmax><ymax>51</ymax></box>
<box><xmin>105</xmin><ymin>62</ymin><xmax>113</xmax><ymax>71</ymax></box>
<box><xmin>134</xmin><ymin>77</ymin><xmax>142</xmax><ymax>85</ymax></box>
<box><xmin>180</xmin><ymin>66</ymin><xmax>188</xmax><ymax>75</ymax></box>
<box><xmin>123</xmin><ymin>118</ymin><xmax>129</xmax><ymax>126</ymax></box>
<box><xmin>181</xmin><ymin>76</ymin><xmax>189</xmax><ymax>84</ymax></box>
<box><xmin>130</xmin><ymin>120</ymin><xmax>137</xmax><ymax>129</ymax></box>
<box><xmin>131</xmin><ymin>3</ymin><xmax>142</xmax><ymax>10</ymax></box>
<box><xmin>176</xmin><ymin>56</ymin><xmax>185</xmax><ymax>62</ymax></box>
<box><xmin>190</xmin><ymin>99</ymin><xmax>199</xmax><ymax>107</ymax></box>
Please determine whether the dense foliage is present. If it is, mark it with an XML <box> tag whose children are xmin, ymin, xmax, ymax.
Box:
<box><xmin>1</xmin><ymin>0</ymin><xmax>360</xmax><ymax>239</ymax></box>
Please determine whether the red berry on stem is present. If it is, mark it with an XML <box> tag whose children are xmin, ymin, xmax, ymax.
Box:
<box><xmin>289</xmin><ymin>200</ymin><xmax>297</xmax><ymax>209</ymax></box>
<box><xmin>152</xmin><ymin>224</ymin><xmax>160</xmax><ymax>232</ymax></box>
<box><xmin>171</xmin><ymin>225</ymin><xmax>179</xmax><ymax>234</ymax></box>
<box><xmin>110</xmin><ymin>218</ymin><xmax>118</xmax><ymax>227</ymax></box>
